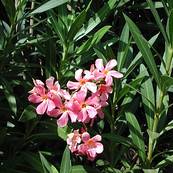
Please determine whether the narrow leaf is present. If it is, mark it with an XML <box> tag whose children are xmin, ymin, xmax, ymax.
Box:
<box><xmin>140</xmin><ymin>64</ymin><xmax>155</xmax><ymax>130</ymax></box>
<box><xmin>125</xmin><ymin>112</ymin><xmax>146</xmax><ymax>162</ymax></box>
<box><xmin>31</xmin><ymin>0</ymin><xmax>68</xmax><ymax>14</ymax></box>
<box><xmin>60</xmin><ymin>146</ymin><xmax>71</xmax><ymax>173</ymax></box>
<box><xmin>124</xmin><ymin>14</ymin><xmax>161</xmax><ymax>87</ymax></box>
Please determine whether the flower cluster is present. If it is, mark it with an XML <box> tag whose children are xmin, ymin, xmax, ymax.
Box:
<box><xmin>28</xmin><ymin>58</ymin><xmax>123</xmax><ymax>160</ymax></box>
<box><xmin>67</xmin><ymin>130</ymin><xmax>103</xmax><ymax>161</ymax></box>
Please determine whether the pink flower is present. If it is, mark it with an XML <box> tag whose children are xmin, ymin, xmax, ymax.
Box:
<box><xmin>28</xmin><ymin>81</ymin><xmax>56</xmax><ymax>115</ymax></box>
<box><xmin>72</xmin><ymin>90</ymin><xmax>99</xmax><ymax>122</ymax></box>
<box><xmin>78</xmin><ymin>132</ymin><xmax>103</xmax><ymax>161</ymax></box>
<box><xmin>95</xmin><ymin>59</ymin><xmax>123</xmax><ymax>85</ymax></box>
<box><xmin>48</xmin><ymin>99</ymin><xmax>78</xmax><ymax>127</ymax></box>
<box><xmin>67</xmin><ymin>69</ymin><xmax>97</xmax><ymax>93</ymax></box>
<box><xmin>46</xmin><ymin>77</ymin><xmax>60</xmax><ymax>93</ymax></box>
<box><xmin>67</xmin><ymin>130</ymin><xmax>81</xmax><ymax>153</ymax></box>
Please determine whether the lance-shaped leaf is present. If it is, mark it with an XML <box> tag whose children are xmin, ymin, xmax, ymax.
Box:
<box><xmin>140</xmin><ymin>64</ymin><xmax>155</xmax><ymax>130</ymax></box>
<box><xmin>60</xmin><ymin>146</ymin><xmax>71</xmax><ymax>173</ymax></box>
<box><xmin>74</xmin><ymin>0</ymin><xmax>119</xmax><ymax>40</ymax></box>
<box><xmin>125</xmin><ymin>112</ymin><xmax>146</xmax><ymax>162</ymax></box>
<box><xmin>77</xmin><ymin>26</ymin><xmax>111</xmax><ymax>54</ymax></box>
<box><xmin>31</xmin><ymin>0</ymin><xmax>68</xmax><ymax>14</ymax></box>
<box><xmin>124</xmin><ymin>14</ymin><xmax>161</xmax><ymax>88</ymax></box>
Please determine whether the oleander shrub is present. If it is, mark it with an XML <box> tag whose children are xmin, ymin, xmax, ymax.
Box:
<box><xmin>1</xmin><ymin>0</ymin><xmax>173</xmax><ymax>172</ymax></box>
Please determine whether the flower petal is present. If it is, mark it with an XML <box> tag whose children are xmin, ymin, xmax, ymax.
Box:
<box><xmin>105</xmin><ymin>59</ymin><xmax>117</xmax><ymax>70</ymax></box>
<box><xmin>47</xmin><ymin>99</ymin><xmax>56</xmax><ymax>112</ymax></box>
<box><xmin>109</xmin><ymin>70</ymin><xmax>123</xmax><ymax>78</ymax></box>
<box><xmin>75</xmin><ymin>69</ymin><xmax>83</xmax><ymax>81</ymax></box>
<box><xmin>68</xmin><ymin>111</ymin><xmax>77</xmax><ymax>123</ymax></box>
<box><xmin>57</xmin><ymin>112</ymin><xmax>68</xmax><ymax>127</ymax></box>
<box><xmin>76</xmin><ymin>90</ymin><xmax>86</xmax><ymax>103</ymax></box>
<box><xmin>46</xmin><ymin>76</ymin><xmax>54</xmax><ymax>90</ymax></box>
<box><xmin>105</xmin><ymin>75</ymin><xmax>113</xmax><ymax>86</ymax></box>
<box><xmin>92</xmin><ymin>135</ymin><xmax>102</xmax><ymax>142</ymax></box>
<box><xmin>67</xmin><ymin>81</ymin><xmax>80</xmax><ymax>90</ymax></box>
<box><xmin>82</xmin><ymin>132</ymin><xmax>90</xmax><ymax>142</ymax></box>
<box><xmin>95</xmin><ymin>143</ymin><xmax>104</xmax><ymax>154</ymax></box>
<box><xmin>95</xmin><ymin>59</ymin><xmax>104</xmax><ymax>71</ymax></box>
<box><xmin>36</xmin><ymin>100</ymin><xmax>48</xmax><ymax>114</ymax></box>
<box><xmin>86</xmin><ymin>106</ymin><xmax>97</xmax><ymax>118</ymax></box>
<box><xmin>28</xmin><ymin>94</ymin><xmax>42</xmax><ymax>103</ymax></box>
<box><xmin>85</xmin><ymin>82</ymin><xmax>97</xmax><ymax>93</ymax></box>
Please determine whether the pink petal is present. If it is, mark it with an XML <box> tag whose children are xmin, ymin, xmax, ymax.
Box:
<box><xmin>85</xmin><ymin>82</ymin><xmax>97</xmax><ymax>93</ymax></box>
<box><xmin>92</xmin><ymin>135</ymin><xmax>102</xmax><ymax>142</ymax></box>
<box><xmin>97</xmin><ymin>109</ymin><xmax>104</xmax><ymax>119</ymax></box>
<box><xmin>28</xmin><ymin>94</ymin><xmax>42</xmax><ymax>103</ymax></box>
<box><xmin>46</xmin><ymin>76</ymin><xmax>54</xmax><ymax>89</ymax></box>
<box><xmin>67</xmin><ymin>81</ymin><xmax>80</xmax><ymax>90</ymax></box>
<box><xmin>95</xmin><ymin>143</ymin><xmax>104</xmax><ymax>154</ymax></box>
<box><xmin>105</xmin><ymin>75</ymin><xmax>113</xmax><ymax>86</ymax></box>
<box><xmin>87</xmin><ymin>150</ymin><xmax>97</xmax><ymax>160</ymax></box>
<box><xmin>82</xmin><ymin>132</ymin><xmax>90</xmax><ymax>142</ymax></box>
<box><xmin>108</xmin><ymin>70</ymin><xmax>123</xmax><ymax>78</ymax></box>
<box><xmin>76</xmin><ymin>90</ymin><xmax>86</xmax><ymax>103</ymax></box>
<box><xmin>47</xmin><ymin>108</ymin><xmax>61</xmax><ymax>117</ymax></box>
<box><xmin>86</xmin><ymin>95</ymin><xmax>99</xmax><ymax>105</ymax></box>
<box><xmin>52</xmin><ymin>95</ymin><xmax>62</xmax><ymax>107</ymax></box>
<box><xmin>78</xmin><ymin>109</ymin><xmax>87</xmax><ymax>122</ymax></box>
<box><xmin>95</xmin><ymin>59</ymin><xmax>104</xmax><ymax>71</ymax></box>
<box><xmin>60</xmin><ymin>89</ymin><xmax>71</xmax><ymax>100</ymax></box>
<box><xmin>33</xmin><ymin>79</ymin><xmax>44</xmax><ymax>86</ymax></box>
<box><xmin>57</xmin><ymin>112</ymin><xmax>68</xmax><ymax>127</ymax></box>
<box><xmin>68</xmin><ymin>111</ymin><xmax>77</xmax><ymax>123</ymax></box>
<box><xmin>105</xmin><ymin>59</ymin><xmax>117</xmax><ymax>70</ymax></box>
<box><xmin>75</xmin><ymin>69</ymin><xmax>83</xmax><ymax>81</ymax></box>
<box><xmin>47</xmin><ymin>99</ymin><xmax>56</xmax><ymax>112</ymax></box>
<box><xmin>36</xmin><ymin>100</ymin><xmax>48</xmax><ymax>114</ymax></box>
<box><xmin>86</xmin><ymin>106</ymin><xmax>97</xmax><ymax>118</ymax></box>
<box><xmin>36</xmin><ymin>85</ymin><xmax>46</xmax><ymax>95</ymax></box>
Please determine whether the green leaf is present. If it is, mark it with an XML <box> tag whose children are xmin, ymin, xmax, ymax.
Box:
<box><xmin>2</xmin><ymin>80</ymin><xmax>17</xmax><ymax>115</ymax></box>
<box><xmin>39</xmin><ymin>152</ymin><xmax>59</xmax><ymax>173</ymax></box>
<box><xmin>102</xmin><ymin>133</ymin><xmax>132</xmax><ymax>147</ymax></box>
<box><xmin>77</xmin><ymin>26</ymin><xmax>111</xmax><ymax>54</ymax></box>
<box><xmin>124</xmin><ymin>14</ymin><xmax>161</xmax><ymax>87</ymax></box>
<box><xmin>146</xmin><ymin>0</ymin><xmax>169</xmax><ymax>45</ymax></box>
<box><xmin>31</xmin><ymin>0</ymin><xmax>68</xmax><ymax>14</ymax></box>
<box><xmin>140</xmin><ymin>64</ymin><xmax>155</xmax><ymax>130</ymax></box>
<box><xmin>160</xmin><ymin>120</ymin><xmax>173</xmax><ymax>136</ymax></box>
<box><xmin>117</xmin><ymin>23</ymin><xmax>130</xmax><ymax>71</ymax></box>
<box><xmin>117</xmin><ymin>76</ymin><xmax>144</xmax><ymax>102</ymax></box>
<box><xmin>50</xmin><ymin>165</ymin><xmax>59</xmax><ymax>173</ymax></box>
<box><xmin>125</xmin><ymin>33</ymin><xmax>159</xmax><ymax>78</ymax></box>
<box><xmin>143</xmin><ymin>169</ymin><xmax>159</xmax><ymax>173</ymax></box>
<box><xmin>39</xmin><ymin>152</ymin><xmax>50</xmax><ymax>173</ymax></box>
<box><xmin>125</xmin><ymin>112</ymin><xmax>146</xmax><ymax>162</ymax></box>
<box><xmin>155</xmin><ymin>155</ymin><xmax>173</xmax><ymax>168</ymax></box>
<box><xmin>22</xmin><ymin>152</ymin><xmax>44</xmax><ymax>173</ymax></box>
<box><xmin>147</xmin><ymin>129</ymin><xmax>160</xmax><ymax>141</ymax></box>
<box><xmin>68</xmin><ymin>10</ymin><xmax>86</xmax><ymax>41</ymax></box>
<box><xmin>168</xmin><ymin>10</ymin><xmax>173</xmax><ymax>47</ymax></box>
<box><xmin>19</xmin><ymin>105</ymin><xmax>37</xmax><ymax>122</ymax></box>
<box><xmin>57</xmin><ymin>126</ymin><xmax>69</xmax><ymax>141</ymax></box>
<box><xmin>60</xmin><ymin>146</ymin><xmax>71</xmax><ymax>173</ymax></box>
<box><xmin>49</xmin><ymin>13</ymin><xmax>66</xmax><ymax>44</ymax></box>
<box><xmin>71</xmin><ymin>165</ymin><xmax>100</xmax><ymax>173</ymax></box>
<box><xmin>161</xmin><ymin>75</ymin><xmax>173</xmax><ymax>92</ymax></box>
<box><xmin>74</xmin><ymin>0</ymin><xmax>119</xmax><ymax>40</ymax></box>
<box><xmin>1</xmin><ymin>0</ymin><xmax>16</xmax><ymax>24</ymax></box>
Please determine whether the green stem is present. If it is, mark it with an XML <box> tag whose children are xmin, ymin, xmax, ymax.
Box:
<box><xmin>147</xmin><ymin>46</ymin><xmax>173</xmax><ymax>166</ymax></box>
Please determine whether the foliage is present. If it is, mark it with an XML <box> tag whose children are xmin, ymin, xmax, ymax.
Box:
<box><xmin>1</xmin><ymin>0</ymin><xmax>173</xmax><ymax>172</ymax></box>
